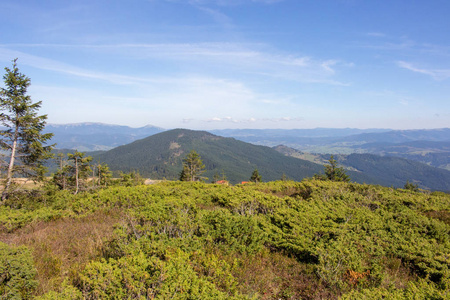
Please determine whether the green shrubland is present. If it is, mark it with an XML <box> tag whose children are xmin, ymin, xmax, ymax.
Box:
<box><xmin>1</xmin><ymin>179</ymin><xmax>449</xmax><ymax>299</ymax></box>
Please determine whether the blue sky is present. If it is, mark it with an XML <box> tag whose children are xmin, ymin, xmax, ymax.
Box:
<box><xmin>1</xmin><ymin>0</ymin><xmax>449</xmax><ymax>130</ymax></box>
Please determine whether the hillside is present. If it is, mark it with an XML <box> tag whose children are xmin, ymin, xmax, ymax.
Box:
<box><xmin>275</xmin><ymin>145</ymin><xmax>450</xmax><ymax>192</ymax></box>
<box><xmin>93</xmin><ymin>129</ymin><xmax>324</xmax><ymax>183</ymax></box>
<box><xmin>1</xmin><ymin>180</ymin><xmax>449</xmax><ymax>299</ymax></box>
<box><xmin>358</xmin><ymin>140</ymin><xmax>450</xmax><ymax>170</ymax></box>
<box><xmin>218</xmin><ymin>128</ymin><xmax>450</xmax><ymax>169</ymax></box>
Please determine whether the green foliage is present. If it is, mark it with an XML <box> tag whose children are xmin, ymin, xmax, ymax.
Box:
<box><xmin>250</xmin><ymin>169</ymin><xmax>262</xmax><ymax>183</ymax></box>
<box><xmin>179</xmin><ymin>150</ymin><xmax>206</xmax><ymax>182</ymax></box>
<box><xmin>200</xmin><ymin>209</ymin><xmax>267</xmax><ymax>254</ymax></box>
<box><xmin>323</xmin><ymin>155</ymin><xmax>350</xmax><ymax>182</ymax></box>
<box><xmin>404</xmin><ymin>180</ymin><xmax>419</xmax><ymax>192</ymax></box>
<box><xmin>116</xmin><ymin>171</ymin><xmax>144</xmax><ymax>187</ymax></box>
<box><xmin>96</xmin><ymin>163</ymin><xmax>112</xmax><ymax>187</ymax></box>
<box><xmin>76</xmin><ymin>252</ymin><xmax>160</xmax><ymax>299</ymax></box>
<box><xmin>1</xmin><ymin>180</ymin><xmax>450</xmax><ymax>298</ymax></box>
<box><xmin>67</xmin><ymin>151</ymin><xmax>92</xmax><ymax>194</ymax></box>
<box><xmin>0</xmin><ymin>242</ymin><xmax>38</xmax><ymax>299</ymax></box>
<box><xmin>36</xmin><ymin>282</ymin><xmax>82</xmax><ymax>300</ymax></box>
<box><xmin>0</xmin><ymin>59</ymin><xmax>54</xmax><ymax>201</ymax></box>
<box><xmin>52</xmin><ymin>151</ymin><xmax>94</xmax><ymax>194</ymax></box>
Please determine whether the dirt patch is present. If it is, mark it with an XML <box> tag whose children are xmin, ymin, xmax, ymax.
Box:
<box><xmin>169</xmin><ymin>142</ymin><xmax>181</xmax><ymax>150</ymax></box>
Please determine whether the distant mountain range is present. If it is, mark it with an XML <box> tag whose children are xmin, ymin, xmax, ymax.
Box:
<box><xmin>213</xmin><ymin>128</ymin><xmax>450</xmax><ymax>171</ymax></box>
<box><xmin>45</xmin><ymin>123</ymin><xmax>164</xmax><ymax>151</ymax></box>
<box><xmin>274</xmin><ymin>145</ymin><xmax>450</xmax><ymax>192</ymax></box>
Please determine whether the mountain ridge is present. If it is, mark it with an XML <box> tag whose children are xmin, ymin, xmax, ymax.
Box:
<box><xmin>93</xmin><ymin>128</ymin><xmax>325</xmax><ymax>184</ymax></box>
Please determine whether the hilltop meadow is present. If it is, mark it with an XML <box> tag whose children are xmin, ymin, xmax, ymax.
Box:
<box><xmin>1</xmin><ymin>179</ymin><xmax>449</xmax><ymax>299</ymax></box>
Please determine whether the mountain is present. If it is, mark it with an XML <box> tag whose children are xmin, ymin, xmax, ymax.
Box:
<box><xmin>275</xmin><ymin>145</ymin><xmax>450</xmax><ymax>192</ymax></box>
<box><xmin>93</xmin><ymin>129</ymin><xmax>325</xmax><ymax>183</ymax></box>
<box><xmin>209</xmin><ymin>128</ymin><xmax>390</xmax><ymax>149</ymax></box>
<box><xmin>217</xmin><ymin>128</ymin><xmax>450</xmax><ymax>170</ymax></box>
<box><xmin>357</xmin><ymin>140</ymin><xmax>450</xmax><ymax>170</ymax></box>
<box><xmin>336</xmin><ymin>128</ymin><xmax>450</xmax><ymax>144</ymax></box>
<box><xmin>210</xmin><ymin>128</ymin><xmax>390</xmax><ymax>139</ymax></box>
<box><xmin>45</xmin><ymin>122</ymin><xmax>164</xmax><ymax>151</ymax></box>
<box><xmin>340</xmin><ymin>153</ymin><xmax>450</xmax><ymax>191</ymax></box>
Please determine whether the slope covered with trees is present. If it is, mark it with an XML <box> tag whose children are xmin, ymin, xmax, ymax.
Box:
<box><xmin>275</xmin><ymin>146</ymin><xmax>450</xmax><ymax>192</ymax></box>
<box><xmin>93</xmin><ymin>129</ymin><xmax>325</xmax><ymax>183</ymax></box>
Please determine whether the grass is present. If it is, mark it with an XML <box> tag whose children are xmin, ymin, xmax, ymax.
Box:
<box><xmin>1</xmin><ymin>209</ymin><xmax>123</xmax><ymax>295</ymax></box>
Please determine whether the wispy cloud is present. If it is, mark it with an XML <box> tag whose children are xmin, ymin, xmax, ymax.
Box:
<box><xmin>397</xmin><ymin>61</ymin><xmax>450</xmax><ymax>80</ymax></box>
<box><xmin>195</xmin><ymin>6</ymin><xmax>235</xmax><ymax>28</ymax></box>
<box><xmin>367</xmin><ymin>32</ymin><xmax>387</xmax><ymax>38</ymax></box>
<box><xmin>167</xmin><ymin>0</ymin><xmax>284</xmax><ymax>6</ymax></box>
<box><xmin>0</xmin><ymin>43</ymin><xmax>348</xmax><ymax>85</ymax></box>
<box><xmin>205</xmin><ymin>116</ymin><xmax>302</xmax><ymax>123</ymax></box>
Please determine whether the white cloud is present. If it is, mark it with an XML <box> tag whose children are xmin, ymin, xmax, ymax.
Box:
<box><xmin>397</xmin><ymin>61</ymin><xmax>450</xmax><ymax>80</ymax></box>
<box><xmin>205</xmin><ymin>116</ymin><xmax>303</xmax><ymax>123</ymax></box>
<box><xmin>0</xmin><ymin>43</ymin><xmax>347</xmax><ymax>85</ymax></box>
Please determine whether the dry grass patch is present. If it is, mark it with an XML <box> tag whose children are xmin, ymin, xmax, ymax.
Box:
<box><xmin>233</xmin><ymin>251</ymin><xmax>338</xmax><ymax>300</ymax></box>
<box><xmin>1</xmin><ymin>209</ymin><xmax>123</xmax><ymax>296</ymax></box>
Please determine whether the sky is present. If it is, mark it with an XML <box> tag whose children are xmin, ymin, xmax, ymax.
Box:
<box><xmin>0</xmin><ymin>0</ymin><xmax>449</xmax><ymax>130</ymax></box>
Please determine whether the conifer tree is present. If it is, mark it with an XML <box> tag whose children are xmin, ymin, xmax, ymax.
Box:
<box><xmin>0</xmin><ymin>59</ymin><xmax>53</xmax><ymax>201</ymax></box>
<box><xmin>179</xmin><ymin>150</ymin><xmax>206</xmax><ymax>182</ymax></box>
<box><xmin>52</xmin><ymin>153</ymin><xmax>70</xmax><ymax>190</ymax></box>
<box><xmin>250</xmin><ymin>168</ymin><xmax>262</xmax><ymax>183</ymax></box>
<box><xmin>97</xmin><ymin>163</ymin><xmax>112</xmax><ymax>187</ymax></box>
<box><xmin>67</xmin><ymin>151</ymin><xmax>92</xmax><ymax>194</ymax></box>
<box><xmin>324</xmin><ymin>155</ymin><xmax>350</xmax><ymax>182</ymax></box>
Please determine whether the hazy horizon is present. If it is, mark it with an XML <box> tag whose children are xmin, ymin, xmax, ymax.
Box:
<box><xmin>46</xmin><ymin>121</ymin><xmax>449</xmax><ymax>132</ymax></box>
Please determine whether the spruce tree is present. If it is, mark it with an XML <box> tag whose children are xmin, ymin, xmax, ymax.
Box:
<box><xmin>324</xmin><ymin>155</ymin><xmax>350</xmax><ymax>182</ymax></box>
<box><xmin>250</xmin><ymin>168</ymin><xmax>262</xmax><ymax>183</ymax></box>
<box><xmin>179</xmin><ymin>150</ymin><xmax>206</xmax><ymax>182</ymax></box>
<box><xmin>67</xmin><ymin>151</ymin><xmax>92</xmax><ymax>194</ymax></box>
<box><xmin>0</xmin><ymin>59</ymin><xmax>53</xmax><ymax>201</ymax></box>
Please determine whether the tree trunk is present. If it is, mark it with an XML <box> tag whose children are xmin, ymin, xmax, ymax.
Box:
<box><xmin>1</xmin><ymin>123</ymin><xmax>19</xmax><ymax>202</ymax></box>
<box><xmin>74</xmin><ymin>157</ymin><xmax>79</xmax><ymax>195</ymax></box>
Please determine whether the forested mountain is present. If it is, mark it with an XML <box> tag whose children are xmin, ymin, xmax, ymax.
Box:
<box><xmin>222</xmin><ymin>128</ymin><xmax>450</xmax><ymax>170</ymax></box>
<box><xmin>358</xmin><ymin>140</ymin><xmax>450</xmax><ymax>170</ymax></box>
<box><xmin>93</xmin><ymin>129</ymin><xmax>324</xmax><ymax>183</ymax></box>
<box><xmin>275</xmin><ymin>146</ymin><xmax>450</xmax><ymax>192</ymax></box>
<box><xmin>340</xmin><ymin>153</ymin><xmax>450</xmax><ymax>191</ymax></box>
<box><xmin>45</xmin><ymin>123</ymin><xmax>164</xmax><ymax>151</ymax></box>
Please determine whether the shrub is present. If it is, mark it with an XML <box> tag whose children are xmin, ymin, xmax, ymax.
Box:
<box><xmin>0</xmin><ymin>242</ymin><xmax>38</xmax><ymax>299</ymax></box>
